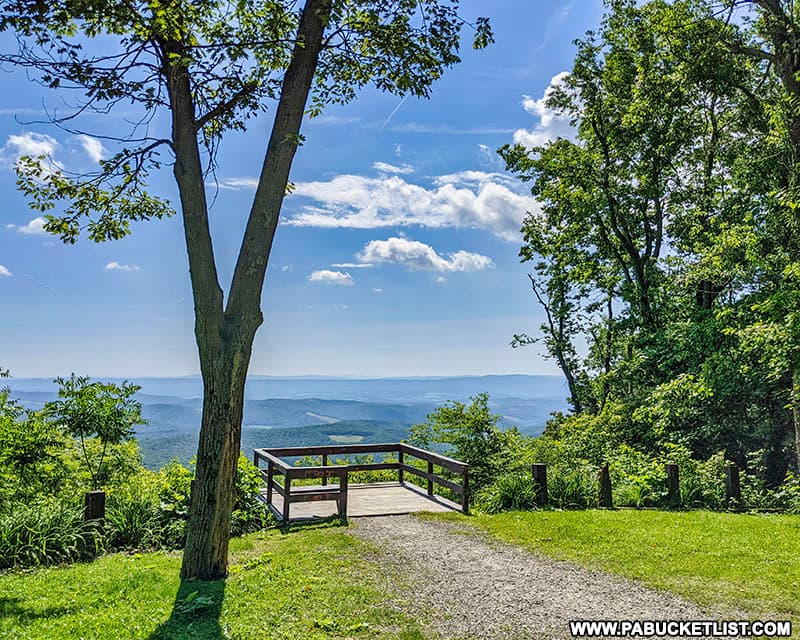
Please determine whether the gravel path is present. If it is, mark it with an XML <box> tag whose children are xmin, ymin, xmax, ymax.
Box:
<box><xmin>350</xmin><ymin>515</ymin><xmax>740</xmax><ymax>640</ymax></box>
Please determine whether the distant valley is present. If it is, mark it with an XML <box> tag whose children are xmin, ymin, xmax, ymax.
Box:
<box><xmin>6</xmin><ymin>375</ymin><xmax>569</xmax><ymax>468</ymax></box>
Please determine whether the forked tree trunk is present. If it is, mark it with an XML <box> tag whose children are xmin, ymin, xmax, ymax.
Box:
<box><xmin>175</xmin><ymin>0</ymin><xmax>332</xmax><ymax>580</ymax></box>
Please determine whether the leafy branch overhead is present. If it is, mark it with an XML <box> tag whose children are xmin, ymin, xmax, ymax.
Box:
<box><xmin>1</xmin><ymin>0</ymin><xmax>492</xmax><ymax>242</ymax></box>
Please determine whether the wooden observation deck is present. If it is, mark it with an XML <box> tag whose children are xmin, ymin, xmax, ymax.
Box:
<box><xmin>253</xmin><ymin>443</ymin><xmax>469</xmax><ymax>522</ymax></box>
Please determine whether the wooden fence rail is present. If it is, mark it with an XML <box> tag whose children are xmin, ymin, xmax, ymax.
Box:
<box><xmin>253</xmin><ymin>443</ymin><xmax>469</xmax><ymax>522</ymax></box>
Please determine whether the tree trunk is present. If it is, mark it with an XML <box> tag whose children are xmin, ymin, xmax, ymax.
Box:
<box><xmin>177</xmin><ymin>0</ymin><xmax>332</xmax><ymax>580</ymax></box>
<box><xmin>793</xmin><ymin>365</ymin><xmax>800</xmax><ymax>472</ymax></box>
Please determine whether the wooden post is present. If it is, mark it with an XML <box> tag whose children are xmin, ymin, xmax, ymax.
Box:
<box><xmin>266</xmin><ymin>461</ymin><xmax>274</xmax><ymax>505</ymax></box>
<box><xmin>398</xmin><ymin>449</ymin><xmax>404</xmax><ymax>484</ymax></box>
<box><xmin>725</xmin><ymin>464</ymin><xmax>742</xmax><ymax>508</ymax></box>
<box><xmin>665</xmin><ymin>463</ymin><xmax>681</xmax><ymax>507</ymax></box>
<box><xmin>598</xmin><ymin>464</ymin><xmax>612</xmax><ymax>508</ymax></box>
<box><xmin>531</xmin><ymin>463</ymin><xmax>548</xmax><ymax>506</ymax></box>
<box><xmin>321</xmin><ymin>453</ymin><xmax>328</xmax><ymax>486</ymax></box>
<box><xmin>427</xmin><ymin>460</ymin><xmax>434</xmax><ymax>496</ymax></box>
<box><xmin>338</xmin><ymin>472</ymin><xmax>348</xmax><ymax>519</ymax></box>
<box><xmin>282</xmin><ymin>476</ymin><xmax>291</xmax><ymax>522</ymax></box>
<box><xmin>462</xmin><ymin>467</ymin><xmax>470</xmax><ymax>514</ymax></box>
<box><xmin>84</xmin><ymin>490</ymin><xmax>105</xmax><ymax>521</ymax></box>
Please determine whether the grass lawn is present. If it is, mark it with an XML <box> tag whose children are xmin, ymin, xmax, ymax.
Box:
<box><xmin>0</xmin><ymin>521</ymin><xmax>428</xmax><ymax>640</ymax></box>
<box><xmin>428</xmin><ymin>509</ymin><xmax>800</xmax><ymax>621</ymax></box>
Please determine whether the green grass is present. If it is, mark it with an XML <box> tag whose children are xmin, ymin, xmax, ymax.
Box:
<box><xmin>427</xmin><ymin>510</ymin><xmax>800</xmax><ymax>621</ymax></box>
<box><xmin>0</xmin><ymin>521</ymin><xmax>429</xmax><ymax>640</ymax></box>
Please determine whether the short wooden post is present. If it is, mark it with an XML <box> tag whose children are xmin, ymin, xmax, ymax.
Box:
<box><xmin>266</xmin><ymin>461</ymin><xmax>274</xmax><ymax>505</ymax></box>
<box><xmin>321</xmin><ymin>453</ymin><xmax>328</xmax><ymax>486</ymax></box>
<box><xmin>84</xmin><ymin>490</ymin><xmax>105</xmax><ymax>521</ymax></box>
<box><xmin>338</xmin><ymin>472</ymin><xmax>348</xmax><ymax>519</ymax></box>
<box><xmin>598</xmin><ymin>464</ymin><xmax>613</xmax><ymax>508</ymax></box>
<box><xmin>531</xmin><ymin>463</ymin><xmax>548</xmax><ymax>506</ymax></box>
<box><xmin>282</xmin><ymin>476</ymin><xmax>292</xmax><ymax>522</ymax></box>
<box><xmin>427</xmin><ymin>460</ymin><xmax>434</xmax><ymax>496</ymax></box>
<box><xmin>462</xmin><ymin>467</ymin><xmax>470</xmax><ymax>514</ymax></box>
<box><xmin>725</xmin><ymin>464</ymin><xmax>741</xmax><ymax>508</ymax></box>
<box><xmin>398</xmin><ymin>449</ymin><xmax>404</xmax><ymax>484</ymax></box>
<box><xmin>665</xmin><ymin>463</ymin><xmax>681</xmax><ymax>507</ymax></box>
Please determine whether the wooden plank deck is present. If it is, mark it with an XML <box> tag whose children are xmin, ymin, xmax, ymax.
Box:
<box><xmin>262</xmin><ymin>481</ymin><xmax>461</xmax><ymax>520</ymax></box>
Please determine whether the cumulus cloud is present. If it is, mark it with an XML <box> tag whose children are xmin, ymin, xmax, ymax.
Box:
<box><xmin>1</xmin><ymin>132</ymin><xmax>61</xmax><ymax>177</ymax></box>
<box><xmin>357</xmin><ymin>237</ymin><xmax>493</xmax><ymax>273</ymax></box>
<box><xmin>513</xmin><ymin>72</ymin><xmax>574</xmax><ymax>149</ymax></box>
<box><xmin>0</xmin><ymin>265</ymin><xmax>12</xmax><ymax>277</ymax></box>
<box><xmin>372</xmin><ymin>288</ymin><xmax>383</xmax><ymax>293</ymax></box>
<box><xmin>7</xmin><ymin>217</ymin><xmax>46</xmax><ymax>235</ymax></box>
<box><xmin>77</xmin><ymin>135</ymin><xmax>106</xmax><ymax>163</ymax></box>
<box><xmin>105</xmin><ymin>261</ymin><xmax>141</xmax><ymax>272</ymax></box>
<box><xmin>286</xmin><ymin>172</ymin><xmax>536</xmax><ymax>241</ymax></box>
<box><xmin>308</xmin><ymin>269</ymin><xmax>353</xmax><ymax>286</ymax></box>
<box><xmin>373</xmin><ymin>161</ymin><xmax>414</xmax><ymax>175</ymax></box>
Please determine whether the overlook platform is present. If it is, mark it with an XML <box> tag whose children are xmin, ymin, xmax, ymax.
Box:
<box><xmin>253</xmin><ymin>443</ymin><xmax>469</xmax><ymax>522</ymax></box>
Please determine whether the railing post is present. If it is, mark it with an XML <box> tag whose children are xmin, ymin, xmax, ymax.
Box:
<box><xmin>84</xmin><ymin>490</ymin><xmax>105</xmax><ymax>521</ymax></box>
<box><xmin>427</xmin><ymin>460</ymin><xmax>434</xmax><ymax>496</ymax></box>
<box><xmin>598</xmin><ymin>463</ymin><xmax>613</xmax><ymax>508</ymax></box>
<box><xmin>665</xmin><ymin>463</ymin><xmax>681</xmax><ymax>508</ymax></box>
<box><xmin>282</xmin><ymin>475</ymin><xmax>292</xmax><ymax>522</ymax></box>
<box><xmin>322</xmin><ymin>453</ymin><xmax>328</xmax><ymax>486</ymax></box>
<box><xmin>266</xmin><ymin>460</ymin><xmax>274</xmax><ymax>505</ymax></box>
<box><xmin>398</xmin><ymin>449</ymin><xmax>404</xmax><ymax>484</ymax></box>
<box><xmin>725</xmin><ymin>463</ymin><xmax>742</xmax><ymax>509</ymax></box>
<box><xmin>462</xmin><ymin>467</ymin><xmax>469</xmax><ymax>514</ymax></box>
<box><xmin>532</xmin><ymin>463</ymin><xmax>548</xmax><ymax>506</ymax></box>
<box><xmin>338</xmin><ymin>471</ymin><xmax>348</xmax><ymax>519</ymax></box>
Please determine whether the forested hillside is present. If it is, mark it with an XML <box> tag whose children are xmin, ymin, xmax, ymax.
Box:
<box><xmin>501</xmin><ymin>0</ymin><xmax>800</xmax><ymax>488</ymax></box>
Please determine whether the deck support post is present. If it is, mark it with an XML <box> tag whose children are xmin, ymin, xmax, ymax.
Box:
<box><xmin>462</xmin><ymin>467</ymin><xmax>469</xmax><ymax>514</ymax></box>
<box><xmin>282</xmin><ymin>476</ymin><xmax>292</xmax><ymax>522</ymax></box>
<box><xmin>338</xmin><ymin>472</ymin><xmax>348</xmax><ymax>519</ymax></box>
<box><xmin>427</xmin><ymin>460</ymin><xmax>434</xmax><ymax>496</ymax></box>
<box><xmin>398</xmin><ymin>449</ymin><xmax>404</xmax><ymax>484</ymax></box>
<box><xmin>322</xmin><ymin>454</ymin><xmax>328</xmax><ymax>486</ymax></box>
<box><xmin>266</xmin><ymin>460</ymin><xmax>274</xmax><ymax>505</ymax></box>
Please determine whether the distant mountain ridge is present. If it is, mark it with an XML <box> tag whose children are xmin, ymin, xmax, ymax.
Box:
<box><xmin>5</xmin><ymin>375</ymin><xmax>569</xmax><ymax>468</ymax></box>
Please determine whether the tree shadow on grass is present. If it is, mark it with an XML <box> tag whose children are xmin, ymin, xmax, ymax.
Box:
<box><xmin>276</xmin><ymin>514</ymin><xmax>348</xmax><ymax>535</ymax></box>
<box><xmin>148</xmin><ymin>579</ymin><xmax>226</xmax><ymax>640</ymax></box>
<box><xmin>0</xmin><ymin>596</ymin><xmax>75</xmax><ymax>623</ymax></box>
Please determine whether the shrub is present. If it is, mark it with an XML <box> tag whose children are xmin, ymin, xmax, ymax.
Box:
<box><xmin>105</xmin><ymin>474</ymin><xmax>163</xmax><ymax>549</ymax></box>
<box><xmin>0</xmin><ymin>498</ymin><xmax>102</xmax><ymax>569</ymax></box>
<box><xmin>231</xmin><ymin>454</ymin><xmax>274</xmax><ymax>536</ymax></box>
<box><xmin>478</xmin><ymin>473</ymin><xmax>539</xmax><ymax>513</ymax></box>
<box><xmin>547</xmin><ymin>463</ymin><xmax>599</xmax><ymax>509</ymax></box>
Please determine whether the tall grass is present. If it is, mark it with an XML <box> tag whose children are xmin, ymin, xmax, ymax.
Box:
<box><xmin>0</xmin><ymin>499</ymin><xmax>101</xmax><ymax>569</ymax></box>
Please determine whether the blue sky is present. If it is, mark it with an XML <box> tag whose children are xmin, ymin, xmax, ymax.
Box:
<box><xmin>0</xmin><ymin>0</ymin><xmax>604</xmax><ymax>377</ymax></box>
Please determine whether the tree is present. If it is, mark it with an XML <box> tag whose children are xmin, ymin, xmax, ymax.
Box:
<box><xmin>0</xmin><ymin>0</ymin><xmax>492</xmax><ymax>578</ymax></box>
<box><xmin>45</xmin><ymin>375</ymin><xmax>145</xmax><ymax>490</ymax></box>
<box><xmin>409</xmin><ymin>393</ymin><xmax>514</xmax><ymax>491</ymax></box>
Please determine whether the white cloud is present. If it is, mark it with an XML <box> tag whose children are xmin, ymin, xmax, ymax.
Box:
<box><xmin>331</xmin><ymin>262</ymin><xmax>374</xmax><ymax>269</ymax></box>
<box><xmin>436</xmin><ymin>276</ymin><xmax>447</xmax><ymax>283</ymax></box>
<box><xmin>287</xmin><ymin>172</ymin><xmax>536</xmax><ymax>241</ymax></box>
<box><xmin>105</xmin><ymin>261</ymin><xmax>141</xmax><ymax>272</ymax></box>
<box><xmin>3</xmin><ymin>132</ymin><xmax>57</xmax><ymax>160</ymax></box>
<box><xmin>372</xmin><ymin>288</ymin><xmax>383</xmax><ymax>293</ymax></box>
<box><xmin>308</xmin><ymin>269</ymin><xmax>353</xmax><ymax>286</ymax></box>
<box><xmin>0</xmin><ymin>265</ymin><xmax>12</xmax><ymax>277</ymax></box>
<box><xmin>357</xmin><ymin>237</ymin><xmax>493</xmax><ymax>273</ymax></box>
<box><xmin>1</xmin><ymin>132</ymin><xmax>61</xmax><ymax>177</ymax></box>
<box><xmin>7</xmin><ymin>217</ymin><xmax>46</xmax><ymax>235</ymax></box>
<box><xmin>214</xmin><ymin>176</ymin><xmax>259</xmax><ymax>190</ymax></box>
<box><xmin>280</xmin><ymin>265</ymin><xmax>292</xmax><ymax>272</ymax></box>
<box><xmin>373</xmin><ymin>161</ymin><xmax>414</xmax><ymax>175</ymax></box>
<box><xmin>513</xmin><ymin>72</ymin><xmax>574</xmax><ymax>149</ymax></box>
<box><xmin>77</xmin><ymin>135</ymin><xmax>106</xmax><ymax>163</ymax></box>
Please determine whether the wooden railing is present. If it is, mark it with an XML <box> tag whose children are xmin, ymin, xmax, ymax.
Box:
<box><xmin>253</xmin><ymin>443</ymin><xmax>469</xmax><ymax>522</ymax></box>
